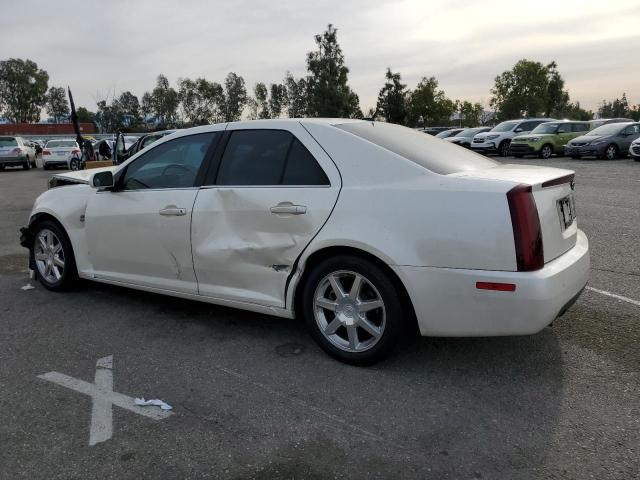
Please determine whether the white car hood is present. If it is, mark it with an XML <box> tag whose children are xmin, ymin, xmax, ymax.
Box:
<box><xmin>52</xmin><ymin>166</ymin><xmax>117</xmax><ymax>185</ymax></box>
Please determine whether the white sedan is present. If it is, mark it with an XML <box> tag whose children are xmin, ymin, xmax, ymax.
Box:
<box><xmin>20</xmin><ymin>119</ymin><xmax>590</xmax><ymax>364</ymax></box>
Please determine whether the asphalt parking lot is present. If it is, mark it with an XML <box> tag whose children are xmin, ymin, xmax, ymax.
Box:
<box><xmin>1</xmin><ymin>156</ymin><xmax>638</xmax><ymax>479</ymax></box>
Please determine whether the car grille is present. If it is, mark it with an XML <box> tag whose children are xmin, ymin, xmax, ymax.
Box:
<box><xmin>571</xmin><ymin>142</ymin><xmax>587</xmax><ymax>147</ymax></box>
<box><xmin>473</xmin><ymin>138</ymin><xmax>484</xmax><ymax>143</ymax></box>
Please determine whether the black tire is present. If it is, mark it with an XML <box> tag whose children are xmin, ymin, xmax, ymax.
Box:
<box><xmin>602</xmin><ymin>144</ymin><xmax>618</xmax><ymax>160</ymax></box>
<box><xmin>23</xmin><ymin>157</ymin><xmax>31</xmax><ymax>170</ymax></box>
<box><xmin>31</xmin><ymin>219</ymin><xmax>78</xmax><ymax>291</ymax></box>
<box><xmin>570</xmin><ymin>155</ymin><xmax>581</xmax><ymax>160</ymax></box>
<box><xmin>513</xmin><ymin>154</ymin><xmax>524</xmax><ymax>158</ymax></box>
<box><xmin>301</xmin><ymin>255</ymin><xmax>406</xmax><ymax>365</ymax></box>
<box><xmin>0</xmin><ymin>164</ymin><xmax>5</xmax><ymax>171</ymax></box>
<box><xmin>539</xmin><ymin>144</ymin><xmax>553</xmax><ymax>159</ymax></box>
<box><xmin>69</xmin><ymin>158</ymin><xmax>80</xmax><ymax>171</ymax></box>
<box><xmin>498</xmin><ymin>140</ymin><xmax>510</xmax><ymax>157</ymax></box>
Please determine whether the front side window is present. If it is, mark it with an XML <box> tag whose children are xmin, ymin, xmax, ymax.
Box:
<box><xmin>121</xmin><ymin>132</ymin><xmax>217</xmax><ymax>190</ymax></box>
<box><xmin>623</xmin><ymin>124</ymin><xmax>640</xmax><ymax>135</ymax></box>
<box><xmin>572</xmin><ymin>123</ymin><xmax>589</xmax><ymax>133</ymax></box>
<box><xmin>518</xmin><ymin>121</ymin><xmax>543</xmax><ymax>132</ymax></box>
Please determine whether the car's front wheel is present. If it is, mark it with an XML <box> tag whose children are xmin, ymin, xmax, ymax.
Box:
<box><xmin>301</xmin><ymin>255</ymin><xmax>405</xmax><ymax>365</ymax></box>
<box><xmin>32</xmin><ymin>220</ymin><xmax>78</xmax><ymax>291</ymax></box>
<box><xmin>602</xmin><ymin>144</ymin><xmax>618</xmax><ymax>160</ymax></box>
<box><xmin>498</xmin><ymin>140</ymin><xmax>510</xmax><ymax>157</ymax></box>
<box><xmin>539</xmin><ymin>144</ymin><xmax>553</xmax><ymax>159</ymax></box>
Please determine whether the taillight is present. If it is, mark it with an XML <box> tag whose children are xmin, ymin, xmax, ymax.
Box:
<box><xmin>12</xmin><ymin>147</ymin><xmax>22</xmax><ymax>154</ymax></box>
<box><xmin>71</xmin><ymin>149</ymin><xmax>81</xmax><ymax>155</ymax></box>
<box><xmin>507</xmin><ymin>184</ymin><xmax>543</xmax><ymax>271</ymax></box>
<box><xmin>43</xmin><ymin>149</ymin><xmax>51</xmax><ymax>155</ymax></box>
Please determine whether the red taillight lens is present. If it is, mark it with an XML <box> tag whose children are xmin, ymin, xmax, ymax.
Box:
<box><xmin>507</xmin><ymin>184</ymin><xmax>543</xmax><ymax>271</ymax></box>
<box><xmin>43</xmin><ymin>149</ymin><xmax>51</xmax><ymax>155</ymax></box>
<box><xmin>71</xmin><ymin>149</ymin><xmax>80</xmax><ymax>155</ymax></box>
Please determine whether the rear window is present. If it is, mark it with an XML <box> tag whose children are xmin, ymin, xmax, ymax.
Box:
<box><xmin>46</xmin><ymin>140</ymin><xmax>77</xmax><ymax>148</ymax></box>
<box><xmin>0</xmin><ymin>137</ymin><xmax>18</xmax><ymax>147</ymax></box>
<box><xmin>336</xmin><ymin>122</ymin><xmax>498</xmax><ymax>175</ymax></box>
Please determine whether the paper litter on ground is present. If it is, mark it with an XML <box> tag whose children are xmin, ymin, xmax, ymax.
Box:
<box><xmin>21</xmin><ymin>284</ymin><xmax>35</xmax><ymax>291</ymax></box>
<box><xmin>134</xmin><ymin>398</ymin><xmax>172</xmax><ymax>410</ymax></box>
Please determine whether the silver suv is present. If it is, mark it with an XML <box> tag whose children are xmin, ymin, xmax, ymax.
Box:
<box><xmin>471</xmin><ymin>118</ymin><xmax>555</xmax><ymax>157</ymax></box>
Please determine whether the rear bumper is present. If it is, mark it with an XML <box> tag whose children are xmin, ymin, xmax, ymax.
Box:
<box><xmin>0</xmin><ymin>155</ymin><xmax>26</xmax><ymax>164</ymax></box>
<box><xmin>43</xmin><ymin>158</ymin><xmax>70</xmax><ymax>167</ymax></box>
<box><xmin>394</xmin><ymin>229</ymin><xmax>590</xmax><ymax>336</ymax></box>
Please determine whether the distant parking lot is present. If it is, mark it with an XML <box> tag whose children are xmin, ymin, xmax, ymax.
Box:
<box><xmin>1</xmin><ymin>155</ymin><xmax>638</xmax><ymax>479</ymax></box>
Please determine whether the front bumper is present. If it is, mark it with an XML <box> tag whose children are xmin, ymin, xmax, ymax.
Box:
<box><xmin>629</xmin><ymin>145</ymin><xmax>640</xmax><ymax>159</ymax></box>
<box><xmin>470</xmin><ymin>141</ymin><xmax>498</xmax><ymax>154</ymax></box>
<box><xmin>393</xmin><ymin>229</ymin><xmax>590</xmax><ymax>336</ymax></box>
<box><xmin>565</xmin><ymin>144</ymin><xmax>605</xmax><ymax>158</ymax></box>
<box><xmin>509</xmin><ymin>143</ymin><xmax>539</xmax><ymax>156</ymax></box>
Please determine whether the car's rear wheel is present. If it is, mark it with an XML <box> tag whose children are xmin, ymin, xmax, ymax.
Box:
<box><xmin>498</xmin><ymin>140</ymin><xmax>510</xmax><ymax>157</ymax></box>
<box><xmin>539</xmin><ymin>144</ymin><xmax>553</xmax><ymax>159</ymax></box>
<box><xmin>603</xmin><ymin>144</ymin><xmax>618</xmax><ymax>160</ymax></box>
<box><xmin>301</xmin><ymin>255</ymin><xmax>405</xmax><ymax>365</ymax></box>
<box><xmin>23</xmin><ymin>157</ymin><xmax>31</xmax><ymax>170</ymax></box>
<box><xmin>32</xmin><ymin>220</ymin><xmax>78</xmax><ymax>291</ymax></box>
<box><xmin>0</xmin><ymin>164</ymin><xmax>5</xmax><ymax>171</ymax></box>
<box><xmin>69</xmin><ymin>158</ymin><xmax>80</xmax><ymax>171</ymax></box>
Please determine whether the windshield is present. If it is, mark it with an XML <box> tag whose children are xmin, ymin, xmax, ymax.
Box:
<box><xmin>585</xmin><ymin>123</ymin><xmax>628</xmax><ymax>136</ymax></box>
<box><xmin>0</xmin><ymin>137</ymin><xmax>18</xmax><ymax>147</ymax></box>
<box><xmin>531</xmin><ymin>123</ymin><xmax>560</xmax><ymax>134</ymax></box>
<box><xmin>435</xmin><ymin>129</ymin><xmax>460</xmax><ymax>138</ymax></box>
<box><xmin>46</xmin><ymin>140</ymin><xmax>77</xmax><ymax>148</ymax></box>
<box><xmin>457</xmin><ymin>128</ymin><xmax>483</xmax><ymax>138</ymax></box>
<box><xmin>336</xmin><ymin>121</ymin><xmax>498</xmax><ymax>175</ymax></box>
<box><xmin>491</xmin><ymin>121</ymin><xmax>518</xmax><ymax>133</ymax></box>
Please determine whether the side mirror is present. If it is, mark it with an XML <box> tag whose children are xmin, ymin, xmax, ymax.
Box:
<box><xmin>91</xmin><ymin>171</ymin><xmax>114</xmax><ymax>189</ymax></box>
<box><xmin>514</xmin><ymin>128</ymin><xmax>523</xmax><ymax>133</ymax></box>
<box><xmin>557</xmin><ymin>129</ymin><xmax>566</xmax><ymax>134</ymax></box>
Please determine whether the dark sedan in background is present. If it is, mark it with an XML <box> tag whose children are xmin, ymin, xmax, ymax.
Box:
<box><xmin>565</xmin><ymin>122</ymin><xmax>640</xmax><ymax>160</ymax></box>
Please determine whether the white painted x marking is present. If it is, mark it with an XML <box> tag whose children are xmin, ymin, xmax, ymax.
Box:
<box><xmin>38</xmin><ymin>355</ymin><xmax>173</xmax><ymax>446</ymax></box>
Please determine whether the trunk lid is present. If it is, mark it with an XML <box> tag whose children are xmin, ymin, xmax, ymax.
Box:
<box><xmin>451</xmin><ymin>164</ymin><xmax>578</xmax><ymax>264</ymax></box>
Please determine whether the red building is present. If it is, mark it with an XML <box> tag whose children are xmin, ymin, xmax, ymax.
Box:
<box><xmin>0</xmin><ymin>123</ymin><xmax>95</xmax><ymax>135</ymax></box>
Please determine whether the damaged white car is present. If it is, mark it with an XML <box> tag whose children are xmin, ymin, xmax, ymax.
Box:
<box><xmin>21</xmin><ymin>119</ymin><xmax>590</xmax><ymax>364</ymax></box>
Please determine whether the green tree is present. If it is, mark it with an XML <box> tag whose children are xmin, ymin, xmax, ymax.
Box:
<box><xmin>406</xmin><ymin>76</ymin><xmax>456</xmax><ymax>127</ymax></box>
<box><xmin>456</xmin><ymin>100</ymin><xmax>483</xmax><ymax>126</ymax></box>
<box><xmin>0</xmin><ymin>58</ymin><xmax>49</xmax><ymax>123</ymax></box>
<box><xmin>45</xmin><ymin>86</ymin><xmax>69</xmax><ymax>123</ymax></box>
<box><xmin>283</xmin><ymin>72</ymin><xmax>307</xmax><ymax>118</ymax></box>
<box><xmin>76</xmin><ymin>106</ymin><xmax>96</xmax><ymax>124</ymax></box>
<box><xmin>490</xmin><ymin>60</ymin><xmax>570</xmax><ymax>120</ymax></box>
<box><xmin>375</xmin><ymin>68</ymin><xmax>407</xmax><ymax>125</ymax></box>
<box><xmin>178</xmin><ymin>77</ymin><xmax>224</xmax><ymax>125</ymax></box>
<box><xmin>629</xmin><ymin>105</ymin><xmax>640</xmax><ymax>122</ymax></box>
<box><xmin>305</xmin><ymin>24</ymin><xmax>361</xmax><ymax>118</ymax></box>
<box><xmin>145</xmin><ymin>74</ymin><xmax>179</xmax><ymax>126</ymax></box>
<box><xmin>254</xmin><ymin>82</ymin><xmax>270</xmax><ymax>119</ymax></box>
<box><xmin>269</xmin><ymin>83</ymin><xmax>287</xmax><ymax>119</ymax></box>
<box><xmin>117</xmin><ymin>91</ymin><xmax>141</xmax><ymax>126</ymax></box>
<box><xmin>562</xmin><ymin>102</ymin><xmax>593</xmax><ymax>121</ymax></box>
<box><xmin>223</xmin><ymin>72</ymin><xmax>247</xmax><ymax>122</ymax></box>
<box><xmin>598</xmin><ymin>93</ymin><xmax>630</xmax><ymax>118</ymax></box>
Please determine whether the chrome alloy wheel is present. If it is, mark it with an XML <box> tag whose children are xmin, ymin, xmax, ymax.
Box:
<box><xmin>541</xmin><ymin>144</ymin><xmax>552</xmax><ymax>159</ymax></box>
<box><xmin>34</xmin><ymin>228</ymin><xmax>65</xmax><ymax>284</ymax></box>
<box><xmin>313</xmin><ymin>270</ymin><xmax>386</xmax><ymax>353</ymax></box>
<box><xmin>605</xmin><ymin>145</ymin><xmax>617</xmax><ymax>160</ymax></box>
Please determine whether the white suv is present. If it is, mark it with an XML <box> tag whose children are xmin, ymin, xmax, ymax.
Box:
<box><xmin>471</xmin><ymin>118</ymin><xmax>555</xmax><ymax>157</ymax></box>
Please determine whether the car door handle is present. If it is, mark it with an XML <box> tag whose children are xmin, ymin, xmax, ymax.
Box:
<box><xmin>270</xmin><ymin>202</ymin><xmax>307</xmax><ymax>215</ymax></box>
<box><xmin>159</xmin><ymin>206</ymin><xmax>187</xmax><ymax>216</ymax></box>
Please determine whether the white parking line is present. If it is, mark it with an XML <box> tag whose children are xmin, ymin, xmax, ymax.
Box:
<box><xmin>586</xmin><ymin>286</ymin><xmax>640</xmax><ymax>307</ymax></box>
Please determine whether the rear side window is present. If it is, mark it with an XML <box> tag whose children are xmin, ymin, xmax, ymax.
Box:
<box><xmin>216</xmin><ymin>130</ymin><xmax>329</xmax><ymax>186</ymax></box>
<box><xmin>572</xmin><ymin>123</ymin><xmax>588</xmax><ymax>133</ymax></box>
<box><xmin>336</xmin><ymin>122</ymin><xmax>497</xmax><ymax>175</ymax></box>
<box><xmin>282</xmin><ymin>139</ymin><xmax>329</xmax><ymax>185</ymax></box>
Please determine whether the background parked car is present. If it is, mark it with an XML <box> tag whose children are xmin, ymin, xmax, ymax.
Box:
<box><xmin>0</xmin><ymin>136</ymin><xmax>36</xmax><ymax>170</ymax></box>
<box><xmin>444</xmin><ymin>127</ymin><xmax>491</xmax><ymax>148</ymax></box>
<box><xmin>565</xmin><ymin>122</ymin><xmax>640</xmax><ymax>160</ymax></box>
<box><xmin>42</xmin><ymin>139</ymin><xmax>81</xmax><ymax>170</ymax></box>
<box><xmin>510</xmin><ymin>121</ymin><xmax>590</xmax><ymax>159</ymax></box>
<box><xmin>435</xmin><ymin>128</ymin><xmax>464</xmax><ymax>139</ymax></box>
<box><xmin>630</xmin><ymin>138</ymin><xmax>640</xmax><ymax>162</ymax></box>
<box><xmin>113</xmin><ymin>130</ymin><xmax>175</xmax><ymax>164</ymax></box>
<box><xmin>588</xmin><ymin>118</ymin><xmax>634</xmax><ymax>130</ymax></box>
<box><xmin>419</xmin><ymin>127</ymin><xmax>452</xmax><ymax>136</ymax></box>
<box><xmin>471</xmin><ymin>118</ymin><xmax>555</xmax><ymax>157</ymax></box>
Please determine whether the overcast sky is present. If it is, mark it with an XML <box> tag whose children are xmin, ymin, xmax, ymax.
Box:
<box><xmin>2</xmin><ymin>0</ymin><xmax>638</xmax><ymax>114</ymax></box>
